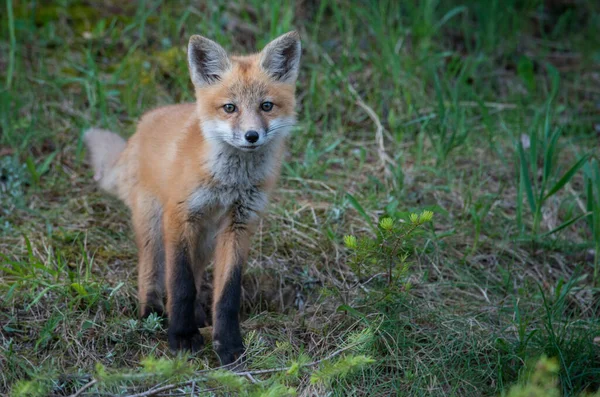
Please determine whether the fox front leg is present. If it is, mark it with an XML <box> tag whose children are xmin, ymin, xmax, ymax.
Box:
<box><xmin>211</xmin><ymin>219</ymin><xmax>254</xmax><ymax>365</ymax></box>
<box><xmin>164</xmin><ymin>210</ymin><xmax>203</xmax><ymax>352</ymax></box>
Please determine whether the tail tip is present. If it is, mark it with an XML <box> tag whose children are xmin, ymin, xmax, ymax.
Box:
<box><xmin>82</xmin><ymin>128</ymin><xmax>126</xmax><ymax>189</ymax></box>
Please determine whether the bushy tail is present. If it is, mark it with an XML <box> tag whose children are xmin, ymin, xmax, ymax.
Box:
<box><xmin>83</xmin><ymin>128</ymin><xmax>126</xmax><ymax>196</ymax></box>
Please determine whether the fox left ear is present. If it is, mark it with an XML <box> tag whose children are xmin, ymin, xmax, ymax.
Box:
<box><xmin>259</xmin><ymin>31</ymin><xmax>301</xmax><ymax>84</ymax></box>
<box><xmin>188</xmin><ymin>35</ymin><xmax>232</xmax><ymax>87</ymax></box>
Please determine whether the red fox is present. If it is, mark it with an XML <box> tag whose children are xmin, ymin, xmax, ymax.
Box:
<box><xmin>84</xmin><ymin>32</ymin><xmax>301</xmax><ymax>364</ymax></box>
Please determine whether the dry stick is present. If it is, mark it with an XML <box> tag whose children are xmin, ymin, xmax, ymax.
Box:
<box><xmin>356</xmin><ymin>99</ymin><xmax>394</xmax><ymax>183</ymax></box>
<box><xmin>245</xmin><ymin>373</ymin><xmax>259</xmax><ymax>384</ymax></box>
<box><xmin>155</xmin><ymin>386</ymin><xmax>224</xmax><ymax>397</ymax></box>
<box><xmin>68</xmin><ymin>379</ymin><xmax>97</xmax><ymax>397</ymax></box>
<box><xmin>121</xmin><ymin>343</ymin><xmax>358</xmax><ymax>397</ymax></box>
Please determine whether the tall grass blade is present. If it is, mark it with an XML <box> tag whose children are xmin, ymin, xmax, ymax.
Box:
<box><xmin>543</xmin><ymin>154</ymin><xmax>590</xmax><ymax>200</ymax></box>
<box><xmin>433</xmin><ymin>6</ymin><xmax>468</xmax><ymax>32</ymax></box>
<box><xmin>542</xmin><ymin>128</ymin><xmax>561</xmax><ymax>184</ymax></box>
<box><xmin>540</xmin><ymin>212</ymin><xmax>590</xmax><ymax>237</ymax></box>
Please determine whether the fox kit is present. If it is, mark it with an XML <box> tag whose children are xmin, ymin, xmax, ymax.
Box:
<box><xmin>84</xmin><ymin>32</ymin><xmax>301</xmax><ymax>364</ymax></box>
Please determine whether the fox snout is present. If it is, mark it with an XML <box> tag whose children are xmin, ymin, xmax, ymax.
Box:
<box><xmin>244</xmin><ymin>130</ymin><xmax>259</xmax><ymax>143</ymax></box>
<box><xmin>237</xmin><ymin>114</ymin><xmax>268</xmax><ymax>148</ymax></box>
<box><xmin>232</xmin><ymin>128</ymin><xmax>264</xmax><ymax>151</ymax></box>
<box><xmin>238</xmin><ymin>128</ymin><xmax>266</xmax><ymax>151</ymax></box>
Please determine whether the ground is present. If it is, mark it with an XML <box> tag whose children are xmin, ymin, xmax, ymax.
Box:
<box><xmin>1</xmin><ymin>1</ymin><xmax>599</xmax><ymax>396</ymax></box>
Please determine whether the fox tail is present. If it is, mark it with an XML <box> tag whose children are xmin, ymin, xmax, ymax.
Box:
<box><xmin>83</xmin><ymin>128</ymin><xmax>127</xmax><ymax>197</ymax></box>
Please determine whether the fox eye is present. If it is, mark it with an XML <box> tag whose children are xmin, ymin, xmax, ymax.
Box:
<box><xmin>260</xmin><ymin>101</ymin><xmax>273</xmax><ymax>112</ymax></box>
<box><xmin>223</xmin><ymin>104</ymin><xmax>236</xmax><ymax>113</ymax></box>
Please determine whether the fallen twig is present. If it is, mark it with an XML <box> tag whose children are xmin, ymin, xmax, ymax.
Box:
<box><xmin>68</xmin><ymin>379</ymin><xmax>97</xmax><ymax>397</ymax></box>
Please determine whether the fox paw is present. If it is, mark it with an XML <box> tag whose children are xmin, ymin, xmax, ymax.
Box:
<box><xmin>214</xmin><ymin>342</ymin><xmax>245</xmax><ymax>366</ymax></box>
<box><xmin>141</xmin><ymin>305</ymin><xmax>166</xmax><ymax>320</ymax></box>
<box><xmin>168</xmin><ymin>329</ymin><xmax>204</xmax><ymax>353</ymax></box>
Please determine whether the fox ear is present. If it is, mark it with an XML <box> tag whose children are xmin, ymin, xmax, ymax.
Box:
<box><xmin>188</xmin><ymin>35</ymin><xmax>231</xmax><ymax>87</ymax></box>
<box><xmin>260</xmin><ymin>31</ymin><xmax>301</xmax><ymax>84</ymax></box>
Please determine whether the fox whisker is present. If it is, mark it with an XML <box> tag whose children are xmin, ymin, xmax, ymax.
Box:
<box><xmin>267</xmin><ymin>124</ymin><xmax>295</xmax><ymax>133</ymax></box>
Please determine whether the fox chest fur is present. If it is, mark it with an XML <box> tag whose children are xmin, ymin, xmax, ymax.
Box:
<box><xmin>186</xmin><ymin>144</ymin><xmax>273</xmax><ymax>227</ymax></box>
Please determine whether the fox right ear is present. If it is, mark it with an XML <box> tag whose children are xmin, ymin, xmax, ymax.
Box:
<box><xmin>188</xmin><ymin>35</ymin><xmax>231</xmax><ymax>87</ymax></box>
<box><xmin>260</xmin><ymin>31</ymin><xmax>301</xmax><ymax>84</ymax></box>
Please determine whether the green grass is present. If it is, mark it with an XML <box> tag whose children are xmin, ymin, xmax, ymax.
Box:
<box><xmin>1</xmin><ymin>0</ymin><xmax>600</xmax><ymax>396</ymax></box>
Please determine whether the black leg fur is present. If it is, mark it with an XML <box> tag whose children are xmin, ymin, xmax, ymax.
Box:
<box><xmin>213</xmin><ymin>265</ymin><xmax>244</xmax><ymax>365</ymax></box>
<box><xmin>167</xmin><ymin>242</ymin><xmax>203</xmax><ymax>352</ymax></box>
<box><xmin>141</xmin><ymin>290</ymin><xmax>166</xmax><ymax>319</ymax></box>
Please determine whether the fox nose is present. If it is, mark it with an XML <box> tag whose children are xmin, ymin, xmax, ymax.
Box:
<box><xmin>244</xmin><ymin>130</ymin><xmax>259</xmax><ymax>143</ymax></box>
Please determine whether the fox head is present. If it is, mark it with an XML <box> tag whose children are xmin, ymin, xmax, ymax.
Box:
<box><xmin>188</xmin><ymin>32</ymin><xmax>301</xmax><ymax>152</ymax></box>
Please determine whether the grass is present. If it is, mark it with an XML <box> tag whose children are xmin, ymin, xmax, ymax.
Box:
<box><xmin>1</xmin><ymin>0</ymin><xmax>600</xmax><ymax>395</ymax></box>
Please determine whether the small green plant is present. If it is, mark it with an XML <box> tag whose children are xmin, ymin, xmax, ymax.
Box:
<box><xmin>504</xmin><ymin>356</ymin><xmax>560</xmax><ymax>397</ymax></box>
<box><xmin>343</xmin><ymin>207</ymin><xmax>434</xmax><ymax>300</ymax></box>
<box><xmin>142</xmin><ymin>312</ymin><xmax>164</xmax><ymax>333</ymax></box>
<box><xmin>503</xmin><ymin>353</ymin><xmax>600</xmax><ymax>397</ymax></box>
<box><xmin>10</xmin><ymin>378</ymin><xmax>51</xmax><ymax>397</ymax></box>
